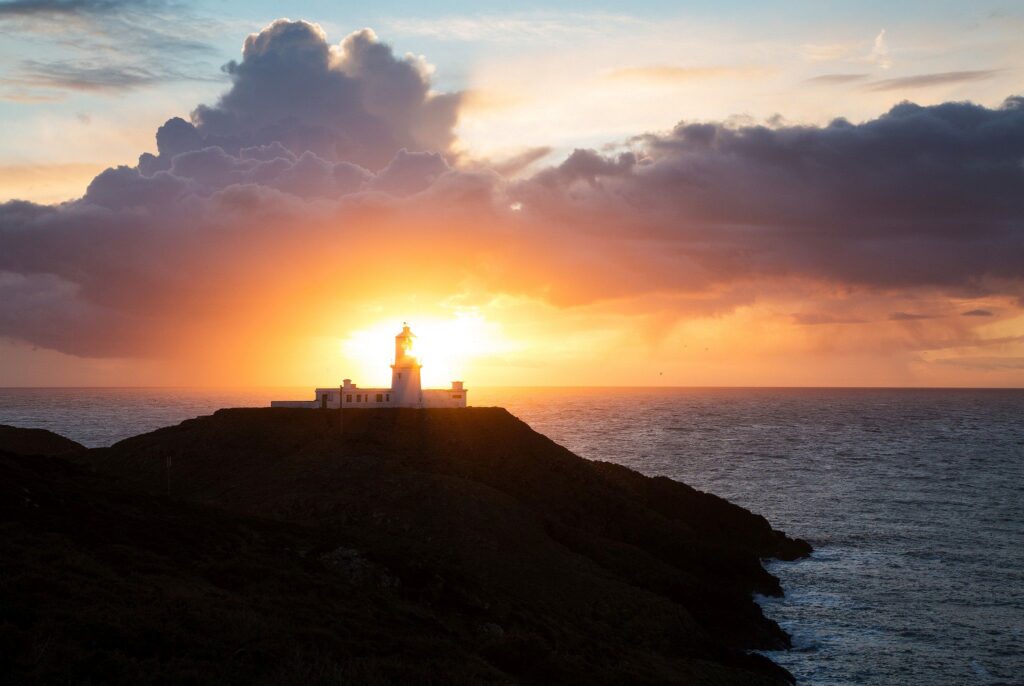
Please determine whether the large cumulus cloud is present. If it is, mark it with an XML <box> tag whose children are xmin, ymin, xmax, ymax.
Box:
<box><xmin>141</xmin><ymin>20</ymin><xmax>460</xmax><ymax>173</ymax></box>
<box><xmin>0</xmin><ymin>20</ymin><xmax>492</xmax><ymax>358</ymax></box>
<box><xmin>0</xmin><ymin>18</ymin><xmax>1023</xmax><ymax>362</ymax></box>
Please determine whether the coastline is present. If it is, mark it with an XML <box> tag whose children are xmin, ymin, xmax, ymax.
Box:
<box><xmin>2</xmin><ymin>407</ymin><xmax>810</xmax><ymax>685</ymax></box>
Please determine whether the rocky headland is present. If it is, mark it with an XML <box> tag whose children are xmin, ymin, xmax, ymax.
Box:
<box><xmin>1</xmin><ymin>407</ymin><xmax>810</xmax><ymax>685</ymax></box>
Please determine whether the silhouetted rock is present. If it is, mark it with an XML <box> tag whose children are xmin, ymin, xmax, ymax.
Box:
<box><xmin>1</xmin><ymin>408</ymin><xmax>810</xmax><ymax>685</ymax></box>
<box><xmin>0</xmin><ymin>424</ymin><xmax>85</xmax><ymax>456</ymax></box>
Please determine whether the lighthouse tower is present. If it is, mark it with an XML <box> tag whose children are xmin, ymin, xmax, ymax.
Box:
<box><xmin>390</xmin><ymin>323</ymin><xmax>422</xmax><ymax>406</ymax></box>
<box><xmin>270</xmin><ymin>322</ymin><xmax>467</xmax><ymax>409</ymax></box>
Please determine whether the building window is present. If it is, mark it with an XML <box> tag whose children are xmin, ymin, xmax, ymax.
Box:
<box><xmin>452</xmin><ymin>394</ymin><xmax>462</xmax><ymax>399</ymax></box>
<box><xmin>346</xmin><ymin>394</ymin><xmax>352</xmax><ymax>403</ymax></box>
<box><xmin>397</xmin><ymin>372</ymin><xmax>402</xmax><ymax>380</ymax></box>
<box><xmin>356</xmin><ymin>394</ymin><xmax>362</xmax><ymax>402</ymax></box>
<box><xmin>376</xmin><ymin>393</ymin><xmax>383</xmax><ymax>402</ymax></box>
<box><xmin>386</xmin><ymin>394</ymin><xmax>390</xmax><ymax>402</ymax></box>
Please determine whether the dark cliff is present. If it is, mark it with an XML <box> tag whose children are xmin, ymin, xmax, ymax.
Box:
<box><xmin>1</xmin><ymin>408</ymin><xmax>810</xmax><ymax>685</ymax></box>
<box><xmin>0</xmin><ymin>423</ymin><xmax>85</xmax><ymax>456</ymax></box>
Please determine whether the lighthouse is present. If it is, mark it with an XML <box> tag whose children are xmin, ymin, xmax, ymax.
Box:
<box><xmin>270</xmin><ymin>323</ymin><xmax>468</xmax><ymax>409</ymax></box>
<box><xmin>390</xmin><ymin>323</ymin><xmax>422</xmax><ymax>406</ymax></box>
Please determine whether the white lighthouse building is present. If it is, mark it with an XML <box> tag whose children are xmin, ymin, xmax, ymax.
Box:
<box><xmin>271</xmin><ymin>324</ymin><xmax>468</xmax><ymax>409</ymax></box>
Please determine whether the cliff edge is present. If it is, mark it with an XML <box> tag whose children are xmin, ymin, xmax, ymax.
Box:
<box><xmin>1</xmin><ymin>408</ymin><xmax>810</xmax><ymax>685</ymax></box>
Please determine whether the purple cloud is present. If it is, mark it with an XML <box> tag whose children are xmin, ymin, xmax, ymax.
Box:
<box><xmin>0</xmin><ymin>20</ymin><xmax>1023</xmax><ymax>361</ymax></box>
<box><xmin>514</xmin><ymin>96</ymin><xmax>1024</xmax><ymax>293</ymax></box>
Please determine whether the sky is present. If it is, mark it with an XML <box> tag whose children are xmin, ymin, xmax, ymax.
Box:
<box><xmin>0</xmin><ymin>0</ymin><xmax>1023</xmax><ymax>387</ymax></box>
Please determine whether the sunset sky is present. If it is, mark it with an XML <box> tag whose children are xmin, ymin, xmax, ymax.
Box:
<box><xmin>1</xmin><ymin>1</ymin><xmax>1023</xmax><ymax>387</ymax></box>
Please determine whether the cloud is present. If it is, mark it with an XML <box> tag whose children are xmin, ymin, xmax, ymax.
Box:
<box><xmin>186</xmin><ymin>21</ymin><xmax>461</xmax><ymax>170</ymax></box>
<box><xmin>8</xmin><ymin>60</ymin><xmax>189</xmax><ymax>91</ymax></box>
<box><xmin>805</xmin><ymin>73</ymin><xmax>869</xmax><ymax>84</ymax></box>
<box><xmin>792</xmin><ymin>313</ymin><xmax>867</xmax><ymax>325</ymax></box>
<box><xmin>513</xmin><ymin>96</ymin><xmax>1024</xmax><ymax>296</ymax></box>
<box><xmin>0</xmin><ymin>0</ymin><xmax>219</xmax><ymax>99</ymax></box>
<box><xmin>0</xmin><ymin>88</ymin><xmax>64</xmax><ymax>102</ymax></box>
<box><xmin>0</xmin><ymin>270</ymin><xmax>139</xmax><ymax>356</ymax></box>
<box><xmin>466</xmin><ymin>146</ymin><xmax>553</xmax><ymax>177</ymax></box>
<box><xmin>889</xmin><ymin>312</ymin><xmax>935</xmax><ymax>321</ymax></box>
<box><xmin>962</xmin><ymin>309</ymin><xmax>994</xmax><ymax>317</ymax></box>
<box><xmin>936</xmin><ymin>356</ymin><xmax>1024</xmax><ymax>370</ymax></box>
<box><xmin>1</xmin><ymin>19</ymin><xmax>1023</xmax><ymax>365</ymax></box>
<box><xmin>866</xmin><ymin>70</ymin><xmax>999</xmax><ymax>92</ymax></box>
<box><xmin>800</xmin><ymin>29</ymin><xmax>891</xmax><ymax>69</ymax></box>
<box><xmin>870</xmin><ymin>29</ymin><xmax>891</xmax><ymax>70</ymax></box>
<box><xmin>0</xmin><ymin>0</ymin><xmax>128</xmax><ymax>17</ymax></box>
<box><xmin>0</xmin><ymin>21</ymin><xmax>482</xmax><ymax>357</ymax></box>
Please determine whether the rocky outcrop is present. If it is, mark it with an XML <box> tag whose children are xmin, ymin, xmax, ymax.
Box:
<box><xmin>0</xmin><ymin>424</ymin><xmax>84</xmax><ymax>456</ymax></box>
<box><xmin>1</xmin><ymin>409</ymin><xmax>810</xmax><ymax>685</ymax></box>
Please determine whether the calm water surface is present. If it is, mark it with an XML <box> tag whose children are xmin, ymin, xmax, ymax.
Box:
<box><xmin>1</xmin><ymin>386</ymin><xmax>1022</xmax><ymax>685</ymax></box>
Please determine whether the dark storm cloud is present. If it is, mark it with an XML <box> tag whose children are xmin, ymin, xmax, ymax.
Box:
<box><xmin>513</xmin><ymin>96</ymin><xmax>1024</xmax><ymax>293</ymax></box>
<box><xmin>865</xmin><ymin>70</ymin><xmax>999</xmax><ymax>91</ymax></box>
<box><xmin>962</xmin><ymin>309</ymin><xmax>994</xmax><ymax>317</ymax></box>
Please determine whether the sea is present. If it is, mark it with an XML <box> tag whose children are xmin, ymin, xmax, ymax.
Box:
<box><xmin>1</xmin><ymin>386</ymin><xmax>1022</xmax><ymax>686</ymax></box>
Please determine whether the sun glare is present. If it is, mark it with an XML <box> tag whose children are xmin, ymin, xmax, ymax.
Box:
<box><xmin>341</xmin><ymin>312</ymin><xmax>510</xmax><ymax>388</ymax></box>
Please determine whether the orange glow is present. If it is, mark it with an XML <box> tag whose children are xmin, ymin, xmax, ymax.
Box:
<box><xmin>0</xmin><ymin>163</ymin><xmax>108</xmax><ymax>204</ymax></box>
<box><xmin>3</xmin><ymin>17</ymin><xmax>1023</xmax><ymax>391</ymax></box>
<box><xmin>0</xmin><ymin>149</ymin><xmax>1021</xmax><ymax>390</ymax></box>
<box><xmin>341</xmin><ymin>311</ymin><xmax>522</xmax><ymax>388</ymax></box>
<box><xmin>2</xmin><ymin>280</ymin><xmax>1023</xmax><ymax>387</ymax></box>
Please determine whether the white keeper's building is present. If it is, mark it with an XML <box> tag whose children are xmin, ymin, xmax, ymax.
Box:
<box><xmin>271</xmin><ymin>324</ymin><xmax>468</xmax><ymax>409</ymax></box>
